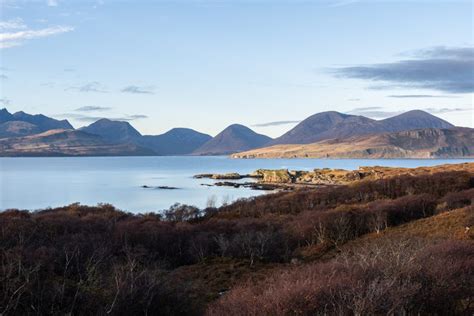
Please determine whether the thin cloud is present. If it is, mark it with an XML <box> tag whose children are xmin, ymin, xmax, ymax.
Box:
<box><xmin>60</xmin><ymin>113</ymin><xmax>148</xmax><ymax>122</ymax></box>
<box><xmin>127</xmin><ymin>114</ymin><xmax>148</xmax><ymax>120</ymax></box>
<box><xmin>66</xmin><ymin>82</ymin><xmax>108</xmax><ymax>93</ymax></box>
<box><xmin>388</xmin><ymin>94</ymin><xmax>458</xmax><ymax>98</ymax></box>
<box><xmin>347</xmin><ymin>98</ymin><xmax>360</xmax><ymax>101</ymax></box>
<box><xmin>0</xmin><ymin>74</ymin><xmax>7</xmax><ymax>80</ymax></box>
<box><xmin>0</xmin><ymin>25</ymin><xmax>74</xmax><ymax>49</ymax></box>
<box><xmin>47</xmin><ymin>0</ymin><xmax>58</xmax><ymax>7</ymax></box>
<box><xmin>327</xmin><ymin>0</ymin><xmax>358</xmax><ymax>7</ymax></box>
<box><xmin>346</xmin><ymin>107</ymin><xmax>400</xmax><ymax>119</ymax></box>
<box><xmin>423</xmin><ymin>107</ymin><xmax>471</xmax><ymax>114</ymax></box>
<box><xmin>346</xmin><ymin>106</ymin><xmax>471</xmax><ymax>119</ymax></box>
<box><xmin>253</xmin><ymin>120</ymin><xmax>301</xmax><ymax>127</ymax></box>
<box><xmin>0</xmin><ymin>18</ymin><xmax>26</xmax><ymax>31</ymax></box>
<box><xmin>121</xmin><ymin>85</ymin><xmax>155</xmax><ymax>94</ymax></box>
<box><xmin>75</xmin><ymin>106</ymin><xmax>112</xmax><ymax>112</ymax></box>
<box><xmin>0</xmin><ymin>98</ymin><xmax>11</xmax><ymax>106</ymax></box>
<box><xmin>332</xmin><ymin>46</ymin><xmax>474</xmax><ymax>93</ymax></box>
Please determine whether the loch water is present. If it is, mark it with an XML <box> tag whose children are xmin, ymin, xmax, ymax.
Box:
<box><xmin>1</xmin><ymin>156</ymin><xmax>472</xmax><ymax>213</ymax></box>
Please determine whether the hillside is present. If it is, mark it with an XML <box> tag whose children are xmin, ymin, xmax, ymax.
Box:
<box><xmin>0</xmin><ymin>121</ymin><xmax>41</xmax><ymax>138</ymax></box>
<box><xmin>11</xmin><ymin>110</ymin><xmax>74</xmax><ymax>131</ymax></box>
<box><xmin>80</xmin><ymin>118</ymin><xmax>142</xmax><ymax>143</ymax></box>
<box><xmin>0</xmin><ymin>129</ymin><xmax>154</xmax><ymax>156</ymax></box>
<box><xmin>0</xmin><ymin>108</ymin><xmax>74</xmax><ymax>138</ymax></box>
<box><xmin>233</xmin><ymin>127</ymin><xmax>474</xmax><ymax>158</ymax></box>
<box><xmin>138</xmin><ymin>128</ymin><xmax>212</xmax><ymax>155</ymax></box>
<box><xmin>270</xmin><ymin>110</ymin><xmax>454</xmax><ymax>145</ymax></box>
<box><xmin>193</xmin><ymin>124</ymin><xmax>272</xmax><ymax>155</ymax></box>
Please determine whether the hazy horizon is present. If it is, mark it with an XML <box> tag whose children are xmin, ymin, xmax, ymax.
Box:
<box><xmin>1</xmin><ymin>0</ymin><xmax>473</xmax><ymax>138</ymax></box>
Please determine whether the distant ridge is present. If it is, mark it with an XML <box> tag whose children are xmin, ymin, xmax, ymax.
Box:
<box><xmin>193</xmin><ymin>124</ymin><xmax>272</xmax><ymax>155</ymax></box>
<box><xmin>0</xmin><ymin>129</ymin><xmax>154</xmax><ymax>156</ymax></box>
<box><xmin>81</xmin><ymin>120</ymin><xmax>212</xmax><ymax>155</ymax></box>
<box><xmin>0</xmin><ymin>108</ymin><xmax>73</xmax><ymax>138</ymax></box>
<box><xmin>80</xmin><ymin>119</ymin><xmax>142</xmax><ymax>143</ymax></box>
<box><xmin>270</xmin><ymin>110</ymin><xmax>454</xmax><ymax>145</ymax></box>
<box><xmin>138</xmin><ymin>128</ymin><xmax>212</xmax><ymax>155</ymax></box>
<box><xmin>0</xmin><ymin>108</ymin><xmax>467</xmax><ymax>157</ymax></box>
<box><xmin>0</xmin><ymin>109</ymin><xmax>213</xmax><ymax>155</ymax></box>
<box><xmin>233</xmin><ymin>127</ymin><xmax>474</xmax><ymax>159</ymax></box>
<box><xmin>12</xmin><ymin>111</ymin><xmax>74</xmax><ymax>131</ymax></box>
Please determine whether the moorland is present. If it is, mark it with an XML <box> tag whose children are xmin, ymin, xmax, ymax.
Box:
<box><xmin>1</xmin><ymin>163</ymin><xmax>473</xmax><ymax>315</ymax></box>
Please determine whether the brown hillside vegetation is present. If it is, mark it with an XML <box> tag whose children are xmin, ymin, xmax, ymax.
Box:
<box><xmin>1</xmin><ymin>163</ymin><xmax>473</xmax><ymax>315</ymax></box>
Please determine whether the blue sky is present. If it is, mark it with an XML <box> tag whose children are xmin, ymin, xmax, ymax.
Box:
<box><xmin>0</xmin><ymin>0</ymin><xmax>473</xmax><ymax>137</ymax></box>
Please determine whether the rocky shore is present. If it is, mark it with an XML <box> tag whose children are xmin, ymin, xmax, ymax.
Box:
<box><xmin>194</xmin><ymin>163</ymin><xmax>474</xmax><ymax>190</ymax></box>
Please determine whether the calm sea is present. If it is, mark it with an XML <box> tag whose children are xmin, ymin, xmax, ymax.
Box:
<box><xmin>1</xmin><ymin>156</ymin><xmax>472</xmax><ymax>213</ymax></box>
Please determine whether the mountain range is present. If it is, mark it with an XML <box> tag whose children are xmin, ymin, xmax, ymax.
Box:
<box><xmin>269</xmin><ymin>110</ymin><xmax>454</xmax><ymax>145</ymax></box>
<box><xmin>233</xmin><ymin>127</ymin><xmax>474</xmax><ymax>159</ymax></box>
<box><xmin>0</xmin><ymin>108</ymin><xmax>472</xmax><ymax>158</ymax></box>
<box><xmin>0</xmin><ymin>129</ymin><xmax>154</xmax><ymax>157</ymax></box>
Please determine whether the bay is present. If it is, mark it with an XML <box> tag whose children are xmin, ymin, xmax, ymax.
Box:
<box><xmin>1</xmin><ymin>156</ymin><xmax>472</xmax><ymax>213</ymax></box>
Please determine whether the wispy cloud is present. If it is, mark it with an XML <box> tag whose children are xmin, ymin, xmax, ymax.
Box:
<box><xmin>346</xmin><ymin>106</ymin><xmax>470</xmax><ymax>119</ymax></box>
<box><xmin>347</xmin><ymin>107</ymin><xmax>402</xmax><ymax>118</ymax></box>
<box><xmin>127</xmin><ymin>114</ymin><xmax>148</xmax><ymax>120</ymax></box>
<box><xmin>47</xmin><ymin>0</ymin><xmax>58</xmax><ymax>7</ymax></box>
<box><xmin>332</xmin><ymin>46</ymin><xmax>474</xmax><ymax>93</ymax></box>
<box><xmin>0</xmin><ymin>98</ymin><xmax>11</xmax><ymax>106</ymax></box>
<box><xmin>423</xmin><ymin>107</ymin><xmax>471</xmax><ymax>114</ymax></box>
<box><xmin>0</xmin><ymin>18</ymin><xmax>26</xmax><ymax>31</ymax></box>
<box><xmin>121</xmin><ymin>85</ymin><xmax>155</xmax><ymax>94</ymax></box>
<box><xmin>75</xmin><ymin>106</ymin><xmax>112</xmax><ymax>112</ymax></box>
<box><xmin>0</xmin><ymin>74</ymin><xmax>7</xmax><ymax>80</ymax></box>
<box><xmin>388</xmin><ymin>94</ymin><xmax>459</xmax><ymax>98</ymax></box>
<box><xmin>60</xmin><ymin>113</ymin><xmax>148</xmax><ymax>122</ymax></box>
<box><xmin>253</xmin><ymin>120</ymin><xmax>301</xmax><ymax>127</ymax></box>
<box><xmin>0</xmin><ymin>23</ymin><xmax>73</xmax><ymax>49</ymax></box>
<box><xmin>66</xmin><ymin>82</ymin><xmax>108</xmax><ymax>93</ymax></box>
<box><xmin>327</xmin><ymin>0</ymin><xmax>358</xmax><ymax>7</ymax></box>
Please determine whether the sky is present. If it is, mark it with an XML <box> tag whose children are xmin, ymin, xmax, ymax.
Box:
<box><xmin>0</xmin><ymin>0</ymin><xmax>473</xmax><ymax>138</ymax></box>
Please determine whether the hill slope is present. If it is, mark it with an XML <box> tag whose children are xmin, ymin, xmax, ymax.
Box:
<box><xmin>0</xmin><ymin>121</ymin><xmax>41</xmax><ymax>138</ymax></box>
<box><xmin>80</xmin><ymin>118</ymin><xmax>142</xmax><ymax>143</ymax></box>
<box><xmin>138</xmin><ymin>128</ymin><xmax>212</xmax><ymax>155</ymax></box>
<box><xmin>0</xmin><ymin>108</ymin><xmax>74</xmax><ymax>137</ymax></box>
<box><xmin>193</xmin><ymin>124</ymin><xmax>272</xmax><ymax>155</ymax></box>
<box><xmin>271</xmin><ymin>110</ymin><xmax>454</xmax><ymax>145</ymax></box>
<box><xmin>0</xmin><ymin>129</ymin><xmax>154</xmax><ymax>156</ymax></box>
<box><xmin>12</xmin><ymin>110</ymin><xmax>73</xmax><ymax>131</ymax></box>
<box><xmin>233</xmin><ymin>127</ymin><xmax>474</xmax><ymax>158</ymax></box>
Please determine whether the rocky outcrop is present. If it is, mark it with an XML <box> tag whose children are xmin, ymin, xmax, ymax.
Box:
<box><xmin>195</xmin><ymin>163</ymin><xmax>474</xmax><ymax>191</ymax></box>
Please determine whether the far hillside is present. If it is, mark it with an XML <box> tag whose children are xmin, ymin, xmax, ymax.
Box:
<box><xmin>234</xmin><ymin>127</ymin><xmax>474</xmax><ymax>159</ymax></box>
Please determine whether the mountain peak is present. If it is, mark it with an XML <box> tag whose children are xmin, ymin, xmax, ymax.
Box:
<box><xmin>382</xmin><ymin>110</ymin><xmax>454</xmax><ymax>131</ymax></box>
<box><xmin>270</xmin><ymin>111</ymin><xmax>367</xmax><ymax>145</ymax></box>
<box><xmin>193</xmin><ymin>124</ymin><xmax>272</xmax><ymax>155</ymax></box>
<box><xmin>138</xmin><ymin>128</ymin><xmax>212</xmax><ymax>155</ymax></box>
<box><xmin>2</xmin><ymin>110</ymin><xmax>74</xmax><ymax>131</ymax></box>
<box><xmin>0</xmin><ymin>108</ymin><xmax>13</xmax><ymax>124</ymax></box>
<box><xmin>270</xmin><ymin>109</ymin><xmax>455</xmax><ymax>145</ymax></box>
<box><xmin>81</xmin><ymin>118</ymin><xmax>142</xmax><ymax>143</ymax></box>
